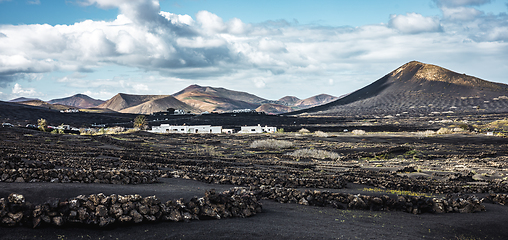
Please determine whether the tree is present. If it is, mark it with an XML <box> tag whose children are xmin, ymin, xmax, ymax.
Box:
<box><xmin>38</xmin><ymin>118</ymin><xmax>48</xmax><ymax>132</ymax></box>
<box><xmin>134</xmin><ymin>115</ymin><xmax>147</xmax><ymax>130</ymax></box>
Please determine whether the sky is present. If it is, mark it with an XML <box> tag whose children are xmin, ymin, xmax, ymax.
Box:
<box><xmin>1</xmin><ymin>0</ymin><xmax>508</xmax><ymax>101</ymax></box>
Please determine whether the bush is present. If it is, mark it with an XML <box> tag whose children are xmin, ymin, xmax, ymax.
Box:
<box><xmin>37</xmin><ymin>118</ymin><xmax>48</xmax><ymax>132</ymax></box>
<box><xmin>287</xmin><ymin>149</ymin><xmax>341</xmax><ymax>160</ymax></box>
<box><xmin>298</xmin><ymin>128</ymin><xmax>310</xmax><ymax>134</ymax></box>
<box><xmin>352</xmin><ymin>129</ymin><xmax>366</xmax><ymax>135</ymax></box>
<box><xmin>250</xmin><ymin>139</ymin><xmax>293</xmax><ymax>149</ymax></box>
<box><xmin>314</xmin><ymin>131</ymin><xmax>329</xmax><ymax>137</ymax></box>
<box><xmin>415</xmin><ymin>130</ymin><xmax>436</xmax><ymax>138</ymax></box>
<box><xmin>134</xmin><ymin>115</ymin><xmax>147</xmax><ymax>130</ymax></box>
<box><xmin>437</xmin><ymin>128</ymin><xmax>453</xmax><ymax>134</ymax></box>
<box><xmin>105</xmin><ymin>126</ymin><xmax>126</xmax><ymax>134</ymax></box>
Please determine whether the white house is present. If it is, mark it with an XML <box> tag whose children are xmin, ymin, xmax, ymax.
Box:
<box><xmin>239</xmin><ymin>124</ymin><xmax>277</xmax><ymax>133</ymax></box>
<box><xmin>150</xmin><ymin>124</ymin><xmax>222</xmax><ymax>134</ymax></box>
<box><xmin>222</xmin><ymin>128</ymin><xmax>235</xmax><ymax>134</ymax></box>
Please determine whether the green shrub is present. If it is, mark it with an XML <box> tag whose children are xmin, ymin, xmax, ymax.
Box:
<box><xmin>37</xmin><ymin>118</ymin><xmax>48</xmax><ymax>132</ymax></box>
<box><xmin>134</xmin><ymin>115</ymin><xmax>147</xmax><ymax>130</ymax></box>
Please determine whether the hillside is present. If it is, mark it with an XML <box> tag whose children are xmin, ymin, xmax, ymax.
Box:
<box><xmin>256</xmin><ymin>103</ymin><xmax>294</xmax><ymax>114</ymax></box>
<box><xmin>49</xmin><ymin>94</ymin><xmax>104</xmax><ymax>109</ymax></box>
<box><xmin>277</xmin><ymin>96</ymin><xmax>300</xmax><ymax>106</ymax></box>
<box><xmin>98</xmin><ymin>93</ymin><xmax>196</xmax><ymax>114</ymax></box>
<box><xmin>119</xmin><ymin>96</ymin><xmax>198</xmax><ymax>114</ymax></box>
<box><xmin>172</xmin><ymin>84</ymin><xmax>264</xmax><ymax>112</ymax></box>
<box><xmin>14</xmin><ymin>100</ymin><xmax>72</xmax><ymax>111</ymax></box>
<box><xmin>8</xmin><ymin>97</ymin><xmax>41</xmax><ymax>102</ymax></box>
<box><xmin>293</xmin><ymin>94</ymin><xmax>339</xmax><ymax>108</ymax></box>
<box><xmin>289</xmin><ymin>61</ymin><xmax>508</xmax><ymax>116</ymax></box>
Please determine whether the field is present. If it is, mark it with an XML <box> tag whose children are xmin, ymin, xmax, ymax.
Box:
<box><xmin>2</xmin><ymin>113</ymin><xmax>508</xmax><ymax>239</ymax></box>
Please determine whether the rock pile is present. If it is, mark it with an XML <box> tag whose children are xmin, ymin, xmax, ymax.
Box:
<box><xmin>482</xmin><ymin>193</ymin><xmax>508</xmax><ymax>205</ymax></box>
<box><xmin>343</xmin><ymin>169</ymin><xmax>508</xmax><ymax>194</ymax></box>
<box><xmin>252</xmin><ymin>186</ymin><xmax>485</xmax><ymax>214</ymax></box>
<box><xmin>164</xmin><ymin>167</ymin><xmax>347</xmax><ymax>189</ymax></box>
<box><xmin>0</xmin><ymin>188</ymin><xmax>261</xmax><ymax>228</ymax></box>
<box><xmin>0</xmin><ymin>168</ymin><xmax>159</xmax><ymax>184</ymax></box>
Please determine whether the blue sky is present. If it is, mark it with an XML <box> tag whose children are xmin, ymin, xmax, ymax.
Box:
<box><xmin>1</xmin><ymin>0</ymin><xmax>508</xmax><ymax>101</ymax></box>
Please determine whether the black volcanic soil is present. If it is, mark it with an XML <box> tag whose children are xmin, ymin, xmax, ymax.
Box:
<box><xmin>3</xmin><ymin>120</ymin><xmax>508</xmax><ymax>239</ymax></box>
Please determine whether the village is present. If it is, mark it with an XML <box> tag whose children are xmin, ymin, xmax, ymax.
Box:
<box><xmin>148</xmin><ymin>123</ymin><xmax>277</xmax><ymax>134</ymax></box>
<box><xmin>148</xmin><ymin>108</ymin><xmax>277</xmax><ymax>134</ymax></box>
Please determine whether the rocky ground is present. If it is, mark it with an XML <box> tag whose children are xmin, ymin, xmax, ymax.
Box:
<box><xmin>2</xmin><ymin>114</ymin><xmax>508</xmax><ymax>239</ymax></box>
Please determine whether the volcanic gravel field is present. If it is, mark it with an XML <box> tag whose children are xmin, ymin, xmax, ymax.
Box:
<box><xmin>2</xmin><ymin>115</ymin><xmax>508</xmax><ymax>239</ymax></box>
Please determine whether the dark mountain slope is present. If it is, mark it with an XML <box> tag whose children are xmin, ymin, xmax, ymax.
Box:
<box><xmin>288</xmin><ymin>61</ymin><xmax>508</xmax><ymax>116</ymax></box>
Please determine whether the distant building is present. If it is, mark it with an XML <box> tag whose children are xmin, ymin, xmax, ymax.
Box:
<box><xmin>222</xmin><ymin>129</ymin><xmax>235</xmax><ymax>134</ymax></box>
<box><xmin>239</xmin><ymin>124</ymin><xmax>277</xmax><ymax>133</ymax></box>
<box><xmin>60</xmin><ymin>109</ymin><xmax>79</xmax><ymax>113</ymax></box>
<box><xmin>149</xmin><ymin>124</ymin><xmax>222</xmax><ymax>134</ymax></box>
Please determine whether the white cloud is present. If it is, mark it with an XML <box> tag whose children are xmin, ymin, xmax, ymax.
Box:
<box><xmin>11</xmin><ymin>83</ymin><xmax>40</xmax><ymax>97</ymax></box>
<box><xmin>1</xmin><ymin>0</ymin><xmax>508</xmax><ymax>100</ymax></box>
<box><xmin>441</xmin><ymin>6</ymin><xmax>484</xmax><ymax>20</ymax></box>
<box><xmin>196</xmin><ymin>11</ymin><xmax>226</xmax><ymax>34</ymax></box>
<box><xmin>389</xmin><ymin>13</ymin><xmax>442</xmax><ymax>34</ymax></box>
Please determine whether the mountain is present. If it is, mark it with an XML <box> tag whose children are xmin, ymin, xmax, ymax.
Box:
<box><xmin>172</xmin><ymin>84</ymin><xmax>266</xmax><ymax>112</ymax></box>
<box><xmin>277</xmin><ymin>96</ymin><xmax>300</xmax><ymax>106</ymax></box>
<box><xmin>48</xmin><ymin>94</ymin><xmax>104</xmax><ymax>109</ymax></box>
<box><xmin>98</xmin><ymin>93</ymin><xmax>196</xmax><ymax>114</ymax></box>
<box><xmin>13</xmin><ymin>99</ymin><xmax>74</xmax><ymax>111</ymax></box>
<box><xmin>288</xmin><ymin>61</ymin><xmax>508</xmax><ymax>116</ymax></box>
<box><xmin>256</xmin><ymin>103</ymin><xmax>294</xmax><ymax>114</ymax></box>
<box><xmin>9</xmin><ymin>97</ymin><xmax>42</xmax><ymax>102</ymax></box>
<box><xmin>119</xmin><ymin>96</ymin><xmax>197</xmax><ymax>114</ymax></box>
<box><xmin>293</xmin><ymin>94</ymin><xmax>339</xmax><ymax>108</ymax></box>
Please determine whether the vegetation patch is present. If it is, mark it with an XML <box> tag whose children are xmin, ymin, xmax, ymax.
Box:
<box><xmin>287</xmin><ymin>148</ymin><xmax>341</xmax><ymax>160</ymax></box>
<box><xmin>362</xmin><ymin>187</ymin><xmax>435</xmax><ymax>198</ymax></box>
<box><xmin>250</xmin><ymin>139</ymin><xmax>294</xmax><ymax>149</ymax></box>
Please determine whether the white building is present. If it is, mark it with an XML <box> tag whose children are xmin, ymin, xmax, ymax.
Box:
<box><xmin>222</xmin><ymin>129</ymin><xmax>235</xmax><ymax>134</ymax></box>
<box><xmin>150</xmin><ymin>124</ymin><xmax>222</xmax><ymax>134</ymax></box>
<box><xmin>239</xmin><ymin>124</ymin><xmax>277</xmax><ymax>133</ymax></box>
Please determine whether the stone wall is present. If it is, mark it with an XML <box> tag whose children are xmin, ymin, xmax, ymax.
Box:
<box><xmin>0</xmin><ymin>188</ymin><xmax>262</xmax><ymax>228</ymax></box>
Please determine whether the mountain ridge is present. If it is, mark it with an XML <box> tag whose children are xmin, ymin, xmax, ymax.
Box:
<box><xmin>48</xmin><ymin>94</ymin><xmax>104</xmax><ymax>109</ymax></box>
<box><xmin>288</xmin><ymin>61</ymin><xmax>508</xmax><ymax>116</ymax></box>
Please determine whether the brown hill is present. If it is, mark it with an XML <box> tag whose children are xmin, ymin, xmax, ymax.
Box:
<box><xmin>277</xmin><ymin>96</ymin><xmax>300</xmax><ymax>106</ymax></box>
<box><xmin>293</xmin><ymin>94</ymin><xmax>339</xmax><ymax>108</ymax></box>
<box><xmin>8</xmin><ymin>97</ymin><xmax>41</xmax><ymax>102</ymax></box>
<box><xmin>119</xmin><ymin>96</ymin><xmax>197</xmax><ymax>114</ymax></box>
<box><xmin>98</xmin><ymin>93</ymin><xmax>196</xmax><ymax>114</ymax></box>
<box><xmin>15</xmin><ymin>100</ymin><xmax>72</xmax><ymax>111</ymax></box>
<box><xmin>289</xmin><ymin>61</ymin><xmax>508</xmax><ymax>116</ymax></box>
<box><xmin>48</xmin><ymin>94</ymin><xmax>104</xmax><ymax>109</ymax></box>
<box><xmin>173</xmin><ymin>84</ymin><xmax>265</xmax><ymax>112</ymax></box>
<box><xmin>256</xmin><ymin>103</ymin><xmax>294</xmax><ymax>114</ymax></box>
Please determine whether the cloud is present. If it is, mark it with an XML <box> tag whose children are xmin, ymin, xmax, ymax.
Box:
<box><xmin>441</xmin><ymin>6</ymin><xmax>484</xmax><ymax>20</ymax></box>
<box><xmin>81</xmin><ymin>0</ymin><xmax>161</xmax><ymax>24</ymax></box>
<box><xmin>389</xmin><ymin>13</ymin><xmax>442</xmax><ymax>34</ymax></box>
<box><xmin>27</xmin><ymin>0</ymin><xmax>40</xmax><ymax>5</ymax></box>
<box><xmin>2</xmin><ymin>0</ymin><xmax>508</xmax><ymax>100</ymax></box>
<box><xmin>11</xmin><ymin>83</ymin><xmax>41</xmax><ymax>97</ymax></box>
